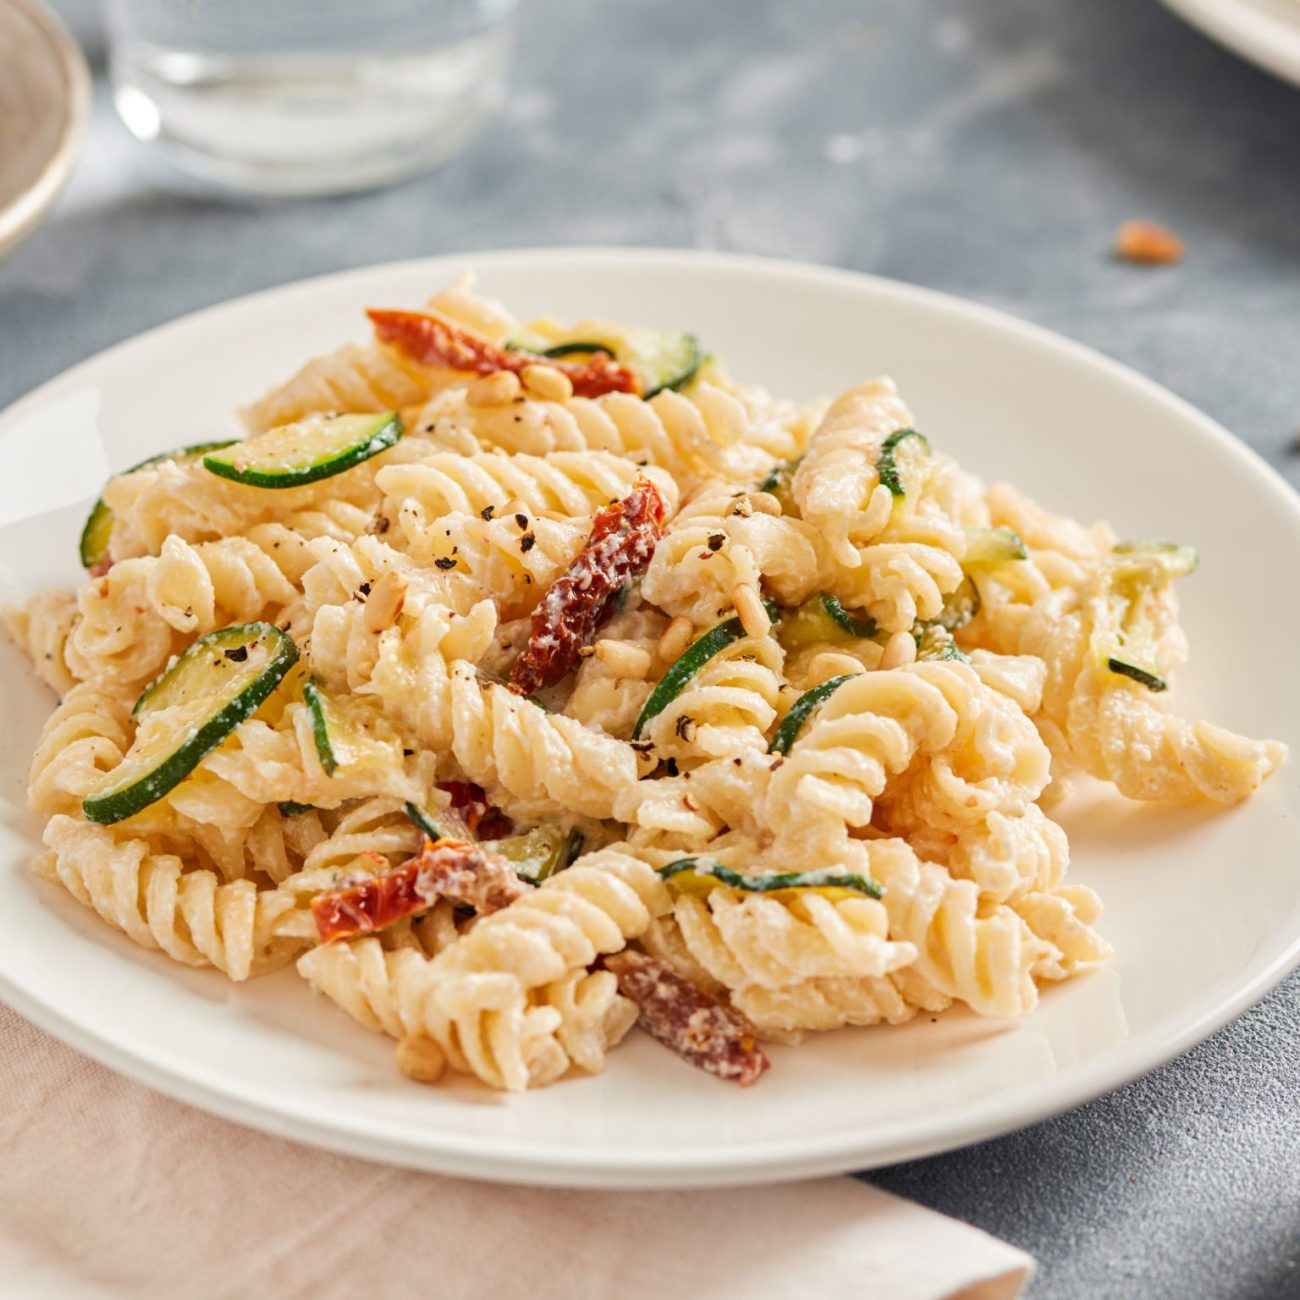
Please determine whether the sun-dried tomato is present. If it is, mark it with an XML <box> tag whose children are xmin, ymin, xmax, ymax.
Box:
<box><xmin>438</xmin><ymin>780</ymin><xmax>514</xmax><ymax>840</ymax></box>
<box><xmin>509</xmin><ymin>480</ymin><xmax>666</xmax><ymax>696</ymax></box>
<box><xmin>312</xmin><ymin>838</ymin><xmax>529</xmax><ymax>943</ymax></box>
<box><xmin>604</xmin><ymin>950</ymin><xmax>770</xmax><ymax>1086</ymax></box>
<box><xmin>367</xmin><ymin>309</ymin><xmax>639</xmax><ymax>399</ymax></box>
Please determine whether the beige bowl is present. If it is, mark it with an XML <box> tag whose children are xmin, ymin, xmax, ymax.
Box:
<box><xmin>0</xmin><ymin>0</ymin><xmax>90</xmax><ymax>259</ymax></box>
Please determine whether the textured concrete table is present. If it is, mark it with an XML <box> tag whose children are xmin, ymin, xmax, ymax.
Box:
<box><xmin>5</xmin><ymin>2</ymin><xmax>1299</xmax><ymax>1296</ymax></box>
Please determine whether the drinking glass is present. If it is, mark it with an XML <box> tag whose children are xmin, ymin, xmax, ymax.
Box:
<box><xmin>102</xmin><ymin>0</ymin><xmax>519</xmax><ymax>195</ymax></box>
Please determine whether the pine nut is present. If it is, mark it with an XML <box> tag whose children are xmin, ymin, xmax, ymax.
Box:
<box><xmin>657</xmin><ymin>615</ymin><xmax>695</xmax><ymax>663</ymax></box>
<box><xmin>363</xmin><ymin>571</ymin><xmax>408</xmax><ymax>631</ymax></box>
<box><xmin>733</xmin><ymin>583</ymin><xmax>771</xmax><ymax>640</ymax></box>
<box><xmin>879</xmin><ymin>629</ymin><xmax>918</xmax><ymax>669</ymax></box>
<box><xmin>395</xmin><ymin>1033</ymin><xmax>446</xmax><ymax>1084</ymax></box>
<box><xmin>520</xmin><ymin>364</ymin><xmax>573</xmax><ymax>403</ymax></box>
<box><xmin>748</xmin><ymin>492</ymin><xmax>783</xmax><ymax>516</ymax></box>
<box><xmin>594</xmin><ymin>639</ymin><xmax>652</xmax><ymax>680</ymax></box>
<box><xmin>467</xmin><ymin>370</ymin><xmax>522</xmax><ymax>407</ymax></box>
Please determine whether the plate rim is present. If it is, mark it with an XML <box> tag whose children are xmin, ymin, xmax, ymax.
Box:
<box><xmin>1154</xmin><ymin>0</ymin><xmax>1300</xmax><ymax>90</ymax></box>
<box><xmin>3</xmin><ymin>246</ymin><xmax>1299</xmax><ymax>1188</ymax></box>
<box><xmin>0</xmin><ymin>0</ymin><xmax>92</xmax><ymax>259</ymax></box>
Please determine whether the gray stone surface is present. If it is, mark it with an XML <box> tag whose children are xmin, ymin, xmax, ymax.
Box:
<box><xmin>3</xmin><ymin>1</ymin><xmax>1298</xmax><ymax>1296</ymax></box>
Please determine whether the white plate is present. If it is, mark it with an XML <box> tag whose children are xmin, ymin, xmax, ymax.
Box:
<box><xmin>1156</xmin><ymin>0</ymin><xmax>1300</xmax><ymax>89</ymax></box>
<box><xmin>0</xmin><ymin>0</ymin><xmax>90</xmax><ymax>259</ymax></box>
<box><xmin>1</xmin><ymin>249</ymin><xmax>1297</xmax><ymax>1189</ymax></box>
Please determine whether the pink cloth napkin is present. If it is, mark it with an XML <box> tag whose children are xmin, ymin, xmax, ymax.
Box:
<box><xmin>0</xmin><ymin>1005</ymin><xmax>1032</xmax><ymax>1300</ymax></box>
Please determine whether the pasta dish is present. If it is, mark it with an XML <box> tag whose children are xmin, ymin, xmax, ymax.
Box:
<box><xmin>7</xmin><ymin>275</ymin><xmax>1286</xmax><ymax>1091</ymax></box>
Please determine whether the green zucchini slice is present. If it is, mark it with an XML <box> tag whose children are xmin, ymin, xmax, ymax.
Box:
<box><xmin>633</xmin><ymin>598</ymin><xmax>780</xmax><ymax>740</ymax></box>
<box><xmin>303</xmin><ymin>680</ymin><xmax>405</xmax><ymax>777</ymax></box>
<box><xmin>79</xmin><ymin>439</ymin><xmax>238</xmax><ymax>570</ymax></box>
<box><xmin>203</xmin><ymin>411</ymin><xmax>401</xmax><ymax>489</ymax></box>
<box><xmin>769</xmin><ymin>675</ymin><xmax>855</xmax><ymax>755</ymax></box>
<box><xmin>508</xmin><ymin>327</ymin><xmax>701</xmax><ymax>398</ymax></box>
<box><xmin>404</xmin><ymin>801</ymin><xmax>450</xmax><ymax>841</ymax></box>
<box><xmin>659</xmin><ymin>858</ymin><xmax>882</xmax><ymax>901</ymax></box>
<box><xmin>83</xmin><ymin>623</ymin><xmax>299</xmax><ymax>825</ymax></box>
<box><xmin>780</xmin><ymin>594</ymin><xmax>876</xmax><ymax>652</ymax></box>
<box><xmin>1100</xmin><ymin>540</ymin><xmax>1196</xmax><ymax>692</ymax></box>
<box><xmin>486</xmin><ymin>825</ymin><xmax>585</xmax><ymax>884</ymax></box>
<box><xmin>876</xmin><ymin>428</ymin><xmax>930</xmax><ymax>497</ymax></box>
<box><xmin>964</xmin><ymin>527</ymin><xmax>1028</xmax><ymax>568</ymax></box>
<box><xmin>757</xmin><ymin>457</ymin><xmax>802</xmax><ymax>516</ymax></box>
<box><xmin>1106</xmin><ymin>657</ymin><xmax>1167</xmax><ymax>692</ymax></box>
<box><xmin>1112</xmin><ymin>539</ymin><xmax>1198</xmax><ymax>576</ymax></box>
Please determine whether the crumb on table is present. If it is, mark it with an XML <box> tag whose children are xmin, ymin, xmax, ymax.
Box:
<box><xmin>1114</xmin><ymin>220</ymin><xmax>1184</xmax><ymax>265</ymax></box>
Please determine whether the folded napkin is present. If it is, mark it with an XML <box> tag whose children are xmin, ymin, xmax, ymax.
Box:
<box><xmin>0</xmin><ymin>1005</ymin><xmax>1031</xmax><ymax>1300</ymax></box>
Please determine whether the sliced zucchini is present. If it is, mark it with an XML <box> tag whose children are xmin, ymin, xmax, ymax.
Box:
<box><xmin>203</xmin><ymin>411</ymin><xmax>401</xmax><ymax>489</ymax></box>
<box><xmin>486</xmin><ymin>825</ymin><xmax>585</xmax><ymax>884</ymax></box>
<box><xmin>934</xmin><ymin>575</ymin><xmax>980</xmax><ymax>632</ymax></box>
<box><xmin>876</xmin><ymin>428</ymin><xmax>930</xmax><ymax>497</ymax></box>
<box><xmin>913</xmin><ymin>623</ymin><xmax>970</xmax><ymax>663</ymax></box>
<box><xmin>1106</xmin><ymin>657</ymin><xmax>1167</xmax><ymax>692</ymax></box>
<box><xmin>769</xmin><ymin>675</ymin><xmax>855</xmax><ymax>755</ymax></box>
<box><xmin>508</xmin><ymin>325</ymin><xmax>701</xmax><ymax>398</ymax></box>
<box><xmin>1100</xmin><ymin>540</ymin><xmax>1196</xmax><ymax>692</ymax></box>
<box><xmin>402</xmin><ymin>803</ymin><xmax>583</xmax><ymax>883</ymax></box>
<box><xmin>83</xmin><ymin>623</ymin><xmax>299</xmax><ymax>825</ymax></box>
<box><xmin>964</xmin><ymin>527</ymin><xmax>1028</xmax><ymax>568</ymax></box>
<box><xmin>1112</xmin><ymin>539</ymin><xmax>1198</xmax><ymax>577</ymax></box>
<box><xmin>633</xmin><ymin>598</ymin><xmax>780</xmax><ymax>740</ymax></box>
<box><xmin>757</xmin><ymin>457</ymin><xmax>802</xmax><ymax>516</ymax></box>
<box><xmin>79</xmin><ymin>439</ymin><xmax>237</xmax><ymax>570</ymax></box>
<box><xmin>779</xmin><ymin>594</ymin><xmax>876</xmax><ymax>652</ymax></box>
<box><xmin>303</xmin><ymin>679</ymin><xmax>405</xmax><ymax>777</ymax></box>
<box><xmin>404</xmin><ymin>800</ymin><xmax>452</xmax><ymax>842</ymax></box>
<box><xmin>659</xmin><ymin>858</ymin><xmax>882</xmax><ymax>901</ymax></box>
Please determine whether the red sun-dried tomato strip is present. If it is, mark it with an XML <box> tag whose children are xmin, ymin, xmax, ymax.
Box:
<box><xmin>312</xmin><ymin>838</ymin><xmax>530</xmax><ymax>943</ymax></box>
<box><xmin>438</xmin><ymin>780</ymin><xmax>514</xmax><ymax>840</ymax></box>
<box><xmin>367</xmin><ymin>309</ymin><xmax>639</xmax><ymax>399</ymax></box>
<box><xmin>508</xmin><ymin>479</ymin><xmax>666</xmax><ymax>696</ymax></box>
<box><xmin>604</xmin><ymin>950</ymin><xmax>770</xmax><ymax>1087</ymax></box>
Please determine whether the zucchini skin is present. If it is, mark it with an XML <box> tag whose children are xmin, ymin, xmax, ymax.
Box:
<box><xmin>768</xmin><ymin>674</ymin><xmax>855</xmax><ymax>755</ymax></box>
<box><xmin>203</xmin><ymin>412</ymin><xmax>401</xmax><ymax>490</ymax></box>
<box><xmin>404</xmin><ymin>800</ymin><xmax>449</xmax><ymax>841</ymax></box>
<box><xmin>79</xmin><ymin>438</ymin><xmax>238</xmax><ymax>569</ymax></box>
<box><xmin>632</xmin><ymin>598</ymin><xmax>780</xmax><ymax>740</ymax></box>
<box><xmin>83</xmin><ymin>623</ymin><xmax>299</xmax><ymax>825</ymax></box>
<box><xmin>876</xmin><ymin>428</ymin><xmax>930</xmax><ymax>497</ymax></box>
<box><xmin>659</xmin><ymin>858</ymin><xmax>882</xmax><ymax>900</ymax></box>
<box><xmin>822</xmin><ymin>593</ymin><xmax>876</xmax><ymax>639</ymax></box>
<box><xmin>303</xmin><ymin>680</ymin><xmax>338</xmax><ymax>774</ymax></box>
<box><xmin>1106</xmin><ymin>657</ymin><xmax>1168</xmax><ymax>691</ymax></box>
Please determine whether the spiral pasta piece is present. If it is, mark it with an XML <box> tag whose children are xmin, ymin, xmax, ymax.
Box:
<box><xmin>667</xmin><ymin>886</ymin><xmax>915</xmax><ymax>994</ymax></box>
<box><xmin>377</xmin><ymin>451</ymin><xmax>678</xmax><ymax>529</ymax></box>
<box><xmin>65</xmin><ymin>534</ymin><xmax>303</xmax><ymax>692</ymax></box>
<box><xmin>641</xmin><ymin>484</ymin><xmax>826</xmax><ymax>625</ymax></box>
<box><xmin>4</xmin><ymin>588</ymin><xmax>81</xmax><ymax>695</ymax></box>
<box><xmin>413</xmin><ymin>383</ymin><xmax>772</xmax><ymax>485</ymax></box>
<box><xmin>792</xmin><ymin>380</ymin><xmax>970</xmax><ymax>632</ymax></box>
<box><xmin>28</xmin><ymin>681</ymin><xmax>134</xmax><ymax>816</ymax></box>
<box><xmin>417</xmin><ymin>847</ymin><xmax>670</xmax><ymax>1088</ymax></box>
<box><xmin>641</xmin><ymin>633</ymin><xmax>785</xmax><ymax>764</ymax></box>
<box><xmin>39</xmin><ymin>815</ymin><xmax>313</xmax><ymax>979</ymax></box>
<box><xmin>449</xmin><ymin>664</ymin><xmax>642</xmax><ymax>820</ymax></box>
